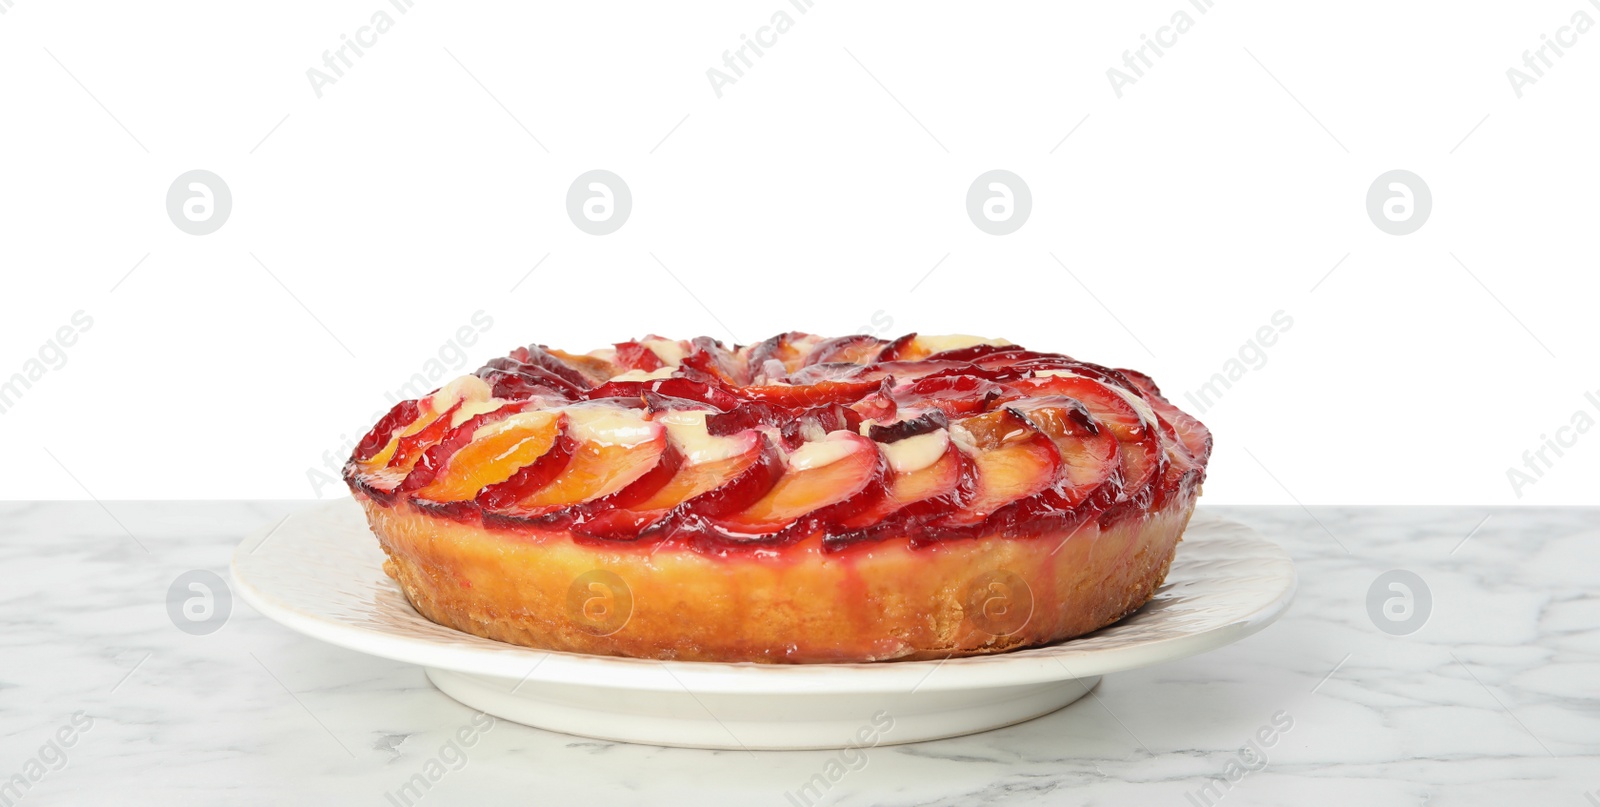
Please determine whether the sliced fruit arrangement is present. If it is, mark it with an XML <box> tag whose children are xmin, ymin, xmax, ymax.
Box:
<box><xmin>706</xmin><ymin>431</ymin><xmax>885</xmax><ymax>543</ymax></box>
<box><xmin>344</xmin><ymin>333</ymin><xmax>1210</xmax><ymax>552</ymax></box>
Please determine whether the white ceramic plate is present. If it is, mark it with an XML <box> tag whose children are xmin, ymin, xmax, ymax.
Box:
<box><xmin>232</xmin><ymin>500</ymin><xmax>1295</xmax><ymax>750</ymax></box>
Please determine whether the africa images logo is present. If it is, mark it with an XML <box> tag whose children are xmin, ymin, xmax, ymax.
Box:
<box><xmin>1505</xmin><ymin>1</ymin><xmax>1600</xmax><ymax>98</ymax></box>
<box><xmin>1184</xmin><ymin>711</ymin><xmax>1294</xmax><ymax>806</ymax></box>
<box><xmin>1505</xmin><ymin>387</ymin><xmax>1600</xmax><ymax>498</ymax></box>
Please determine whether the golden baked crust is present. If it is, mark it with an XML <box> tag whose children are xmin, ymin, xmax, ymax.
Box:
<box><xmin>344</xmin><ymin>333</ymin><xmax>1212</xmax><ymax>663</ymax></box>
<box><xmin>360</xmin><ymin>489</ymin><xmax>1193</xmax><ymax>663</ymax></box>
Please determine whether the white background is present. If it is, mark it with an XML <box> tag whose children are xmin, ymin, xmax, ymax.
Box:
<box><xmin>1</xmin><ymin>1</ymin><xmax>1596</xmax><ymax>504</ymax></box>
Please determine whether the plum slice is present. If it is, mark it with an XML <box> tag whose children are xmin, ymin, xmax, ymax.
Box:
<box><xmin>410</xmin><ymin>410</ymin><xmax>563</xmax><ymax>502</ymax></box>
<box><xmin>804</xmin><ymin>334</ymin><xmax>889</xmax><ymax>366</ymax></box>
<box><xmin>613</xmin><ymin>341</ymin><xmax>665</xmax><ymax>372</ymax></box>
<box><xmin>926</xmin><ymin>409</ymin><xmax>1062</xmax><ymax>536</ymax></box>
<box><xmin>711</xmin><ymin>433</ymin><xmax>885</xmax><ymax>538</ymax></box>
<box><xmin>640</xmin><ymin>436</ymin><xmax>787</xmax><ymax>537</ymax></box>
<box><xmin>866</xmin><ymin>409</ymin><xmax>948</xmax><ymax>443</ymax></box>
<box><xmin>1004</xmin><ymin>397</ymin><xmax>1123</xmax><ymax>510</ymax></box>
<box><xmin>1004</xmin><ymin>373</ymin><xmax>1166</xmax><ymax>512</ymax></box>
<box><xmin>741</xmin><ymin>378</ymin><xmax>883</xmax><ymax>408</ymax></box>
<box><xmin>347</xmin><ymin>376</ymin><xmax>500</xmax><ymax>503</ymax></box>
<box><xmin>476</xmin><ymin>428</ymin><xmax>578</xmax><ymax>511</ymax></box>
<box><xmin>826</xmin><ymin>431</ymin><xmax>976</xmax><ymax>546</ymax></box>
<box><xmin>513</xmin><ymin>411</ymin><xmax>667</xmax><ymax>510</ymax></box>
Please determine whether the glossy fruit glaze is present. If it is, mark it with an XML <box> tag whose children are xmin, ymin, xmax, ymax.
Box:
<box><xmin>343</xmin><ymin>333</ymin><xmax>1211</xmax><ymax>555</ymax></box>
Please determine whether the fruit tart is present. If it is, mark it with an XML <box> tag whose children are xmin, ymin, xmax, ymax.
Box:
<box><xmin>344</xmin><ymin>333</ymin><xmax>1212</xmax><ymax>663</ymax></box>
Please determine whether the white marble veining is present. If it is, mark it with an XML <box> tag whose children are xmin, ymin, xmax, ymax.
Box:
<box><xmin>0</xmin><ymin>503</ymin><xmax>1596</xmax><ymax>806</ymax></box>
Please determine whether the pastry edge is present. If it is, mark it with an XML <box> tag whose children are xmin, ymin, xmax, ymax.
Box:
<box><xmin>360</xmin><ymin>492</ymin><xmax>1196</xmax><ymax>664</ymax></box>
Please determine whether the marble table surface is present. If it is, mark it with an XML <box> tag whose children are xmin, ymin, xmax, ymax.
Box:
<box><xmin>1</xmin><ymin>502</ymin><xmax>1595</xmax><ymax>806</ymax></box>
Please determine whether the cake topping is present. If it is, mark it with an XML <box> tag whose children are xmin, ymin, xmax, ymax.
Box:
<box><xmin>344</xmin><ymin>333</ymin><xmax>1211</xmax><ymax>551</ymax></box>
<box><xmin>880</xmin><ymin>429</ymin><xmax>950</xmax><ymax>475</ymax></box>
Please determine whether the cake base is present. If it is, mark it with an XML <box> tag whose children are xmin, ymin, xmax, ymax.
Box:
<box><xmin>360</xmin><ymin>492</ymin><xmax>1195</xmax><ymax>664</ymax></box>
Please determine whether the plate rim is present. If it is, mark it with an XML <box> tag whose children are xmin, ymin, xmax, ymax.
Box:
<box><xmin>232</xmin><ymin>500</ymin><xmax>1297</xmax><ymax>694</ymax></box>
